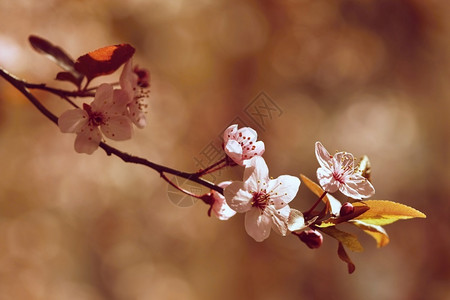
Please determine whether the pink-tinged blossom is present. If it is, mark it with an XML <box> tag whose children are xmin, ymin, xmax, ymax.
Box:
<box><xmin>119</xmin><ymin>59</ymin><xmax>149</xmax><ymax>129</ymax></box>
<box><xmin>210</xmin><ymin>181</ymin><xmax>237</xmax><ymax>220</ymax></box>
<box><xmin>58</xmin><ymin>83</ymin><xmax>133</xmax><ymax>154</ymax></box>
<box><xmin>315</xmin><ymin>142</ymin><xmax>375</xmax><ymax>199</ymax></box>
<box><xmin>223</xmin><ymin>124</ymin><xmax>265</xmax><ymax>166</ymax></box>
<box><xmin>224</xmin><ymin>156</ymin><xmax>301</xmax><ymax>242</ymax></box>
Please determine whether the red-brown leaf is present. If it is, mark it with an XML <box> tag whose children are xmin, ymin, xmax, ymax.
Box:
<box><xmin>29</xmin><ymin>35</ymin><xmax>84</xmax><ymax>87</ymax></box>
<box><xmin>74</xmin><ymin>44</ymin><xmax>135</xmax><ymax>81</ymax></box>
<box><xmin>338</xmin><ymin>242</ymin><xmax>356</xmax><ymax>274</ymax></box>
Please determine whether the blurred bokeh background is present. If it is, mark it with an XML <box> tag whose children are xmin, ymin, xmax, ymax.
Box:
<box><xmin>0</xmin><ymin>0</ymin><xmax>448</xmax><ymax>299</ymax></box>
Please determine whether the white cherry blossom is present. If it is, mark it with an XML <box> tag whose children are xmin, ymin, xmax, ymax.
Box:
<box><xmin>58</xmin><ymin>83</ymin><xmax>132</xmax><ymax>154</ymax></box>
<box><xmin>315</xmin><ymin>142</ymin><xmax>375</xmax><ymax>199</ymax></box>
<box><xmin>224</xmin><ymin>156</ymin><xmax>301</xmax><ymax>242</ymax></box>
<box><xmin>210</xmin><ymin>181</ymin><xmax>237</xmax><ymax>220</ymax></box>
<box><xmin>223</xmin><ymin>124</ymin><xmax>265</xmax><ymax>166</ymax></box>
<box><xmin>119</xmin><ymin>59</ymin><xmax>149</xmax><ymax>128</ymax></box>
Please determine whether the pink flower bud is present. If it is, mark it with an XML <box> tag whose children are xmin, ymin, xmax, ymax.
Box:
<box><xmin>297</xmin><ymin>229</ymin><xmax>323</xmax><ymax>249</ymax></box>
<box><xmin>339</xmin><ymin>202</ymin><xmax>354</xmax><ymax>216</ymax></box>
<box><xmin>133</xmin><ymin>65</ymin><xmax>150</xmax><ymax>88</ymax></box>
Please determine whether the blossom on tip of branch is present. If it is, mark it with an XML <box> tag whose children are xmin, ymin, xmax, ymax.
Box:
<box><xmin>315</xmin><ymin>142</ymin><xmax>375</xmax><ymax>199</ymax></box>
<box><xmin>210</xmin><ymin>181</ymin><xmax>237</xmax><ymax>220</ymax></box>
<box><xmin>223</xmin><ymin>124</ymin><xmax>265</xmax><ymax>166</ymax></box>
<box><xmin>58</xmin><ymin>83</ymin><xmax>133</xmax><ymax>154</ymax></box>
<box><xmin>224</xmin><ymin>156</ymin><xmax>301</xmax><ymax>242</ymax></box>
<box><xmin>120</xmin><ymin>59</ymin><xmax>149</xmax><ymax>129</ymax></box>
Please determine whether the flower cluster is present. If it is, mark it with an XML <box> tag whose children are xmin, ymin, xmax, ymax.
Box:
<box><xmin>207</xmin><ymin>125</ymin><xmax>378</xmax><ymax>244</ymax></box>
<box><xmin>58</xmin><ymin>59</ymin><xmax>149</xmax><ymax>154</ymax></box>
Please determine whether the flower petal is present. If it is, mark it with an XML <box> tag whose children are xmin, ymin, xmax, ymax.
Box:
<box><xmin>91</xmin><ymin>83</ymin><xmax>114</xmax><ymax>111</ymax></box>
<box><xmin>267</xmin><ymin>175</ymin><xmax>300</xmax><ymax>209</ymax></box>
<box><xmin>223</xmin><ymin>124</ymin><xmax>238</xmax><ymax>143</ymax></box>
<box><xmin>128</xmin><ymin>99</ymin><xmax>147</xmax><ymax>129</ymax></box>
<box><xmin>245</xmin><ymin>207</ymin><xmax>271</xmax><ymax>242</ymax></box>
<box><xmin>334</xmin><ymin>152</ymin><xmax>355</xmax><ymax>173</ymax></box>
<box><xmin>342</xmin><ymin>174</ymin><xmax>375</xmax><ymax>199</ymax></box>
<box><xmin>224</xmin><ymin>181</ymin><xmax>253</xmax><ymax>213</ymax></box>
<box><xmin>247</xmin><ymin>140</ymin><xmax>265</xmax><ymax>157</ymax></box>
<box><xmin>315</xmin><ymin>141</ymin><xmax>333</xmax><ymax>170</ymax></box>
<box><xmin>287</xmin><ymin>208</ymin><xmax>306</xmax><ymax>232</ymax></box>
<box><xmin>212</xmin><ymin>195</ymin><xmax>237</xmax><ymax>221</ymax></box>
<box><xmin>236</xmin><ymin>127</ymin><xmax>258</xmax><ymax>144</ymax></box>
<box><xmin>58</xmin><ymin>109</ymin><xmax>88</xmax><ymax>133</ymax></box>
<box><xmin>101</xmin><ymin>116</ymin><xmax>133</xmax><ymax>141</ymax></box>
<box><xmin>327</xmin><ymin>193</ymin><xmax>343</xmax><ymax>216</ymax></box>
<box><xmin>74</xmin><ymin>127</ymin><xmax>101</xmax><ymax>154</ymax></box>
<box><xmin>100</xmin><ymin>89</ymin><xmax>129</xmax><ymax>115</ymax></box>
<box><xmin>119</xmin><ymin>59</ymin><xmax>137</xmax><ymax>98</ymax></box>
<box><xmin>317</xmin><ymin>167</ymin><xmax>339</xmax><ymax>193</ymax></box>
<box><xmin>212</xmin><ymin>181</ymin><xmax>237</xmax><ymax>220</ymax></box>
<box><xmin>243</xmin><ymin>156</ymin><xmax>269</xmax><ymax>192</ymax></box>
<box><xmin>224</xmin><ymin>140</ymin><xmax>243</xmax><ymax>164</ymax></box>
<box><xmin>268</xmin><ymin>205</ymin><xmax>290</xmax><ymax>236</ymax></box>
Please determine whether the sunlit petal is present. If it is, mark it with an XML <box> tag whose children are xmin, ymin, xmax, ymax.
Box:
<box><xmin>224</xmin><ymin>181</ymin><xmax>253</xmax><ymax>213</ymax></box>
<box><xmin>267</xmin><ymin>175</ymin><xmax>300</xmax><ymax>209</ymax></box>
<box><xmin>58</xmin><ymin>109</ymin><xmax>88</xmax><ymax>133</ymax></box>
<box><xmin>74</xmin><ymin>127</ymin><xmax>101</xmax><ymax>154</ymax></box>
<box><xmin>101</xmin><ymin>116</ymin><xmax>133</xmax><ymax>141</ymax></box>
<box><xmin>245</xmin><ymin>207</ymin><xmax>271</xmax><ymax>242</ymax></box>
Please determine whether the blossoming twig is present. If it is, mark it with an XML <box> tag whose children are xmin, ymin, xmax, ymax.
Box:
<box><xmin>195</xmin><ymin>156</ymin><xmax>230</xmax><ymax>176</ymax></box>
<box><xmin>0</xmin><ymin>66</ymin><xmax>223</xmax><ymax>194</ymax></box>
<box><xmin>23</xmin><ymin>82</ymin><xmax>96</xmax><ymax>98</ymax></box>
<box><xmin>0</xmin><ymin>34</ymin><xmax>428</xmax><ymax>274</ymax></box>
<box><xmin>303</xmin><ymin>191</ymin><xmax>327</xmax><ymax>219</ymax></box>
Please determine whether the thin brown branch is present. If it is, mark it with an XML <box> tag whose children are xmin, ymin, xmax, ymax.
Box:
<box><xmin>24</xmin><ymin>82</ymin><xmax>95</xmax><ymax>97</ymax></box>
<box><xmin>160</xmin><ymin>172</ymin><xmax>203</xmax><ymax>199</ymax></box>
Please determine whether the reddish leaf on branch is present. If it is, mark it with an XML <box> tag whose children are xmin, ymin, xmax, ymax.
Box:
<box><xmin>74</xmin><ymin>44</ymin><xmax>135</xmax><ymax>82</ymax></box>
<box><xmin>55</xmin><ymin>71</ymin><xmax>83</xmax><ymax>87</ymax></box>
<box><xmin>29</xmin><ymin>35</ymin><xmax>84</xmax><ymax>87</ymax></box>
<box><xmin>337</xmin><ymin>242</ymin><xmax>356</xmax><ymax>274</ymax></box>
<box><xmin>29</xmin><ymin>35</ymin><xmax>75</xmax><ymax>72</ymax></box>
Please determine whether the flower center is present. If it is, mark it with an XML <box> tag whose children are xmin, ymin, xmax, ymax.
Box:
<box><xmin>333</xmin><ymin>162</ymin><xmax>353</xmax><ymax>184</ymax></box>
<box><xmin>83</xmin><ymin>103</ymin><xmax>106</xmax><ymax>127</ymax></box>
<box><xmin>333</xmin><ymin>171</ymin><xmax>345</xmax><ymax>184</ymax></box>
<box><xmin>252</xmin><ymin>189</ymin><xmax>270</xmax><ymax>212</ymax></box>
<box><xmin>131</xmin><ymin>87</ymin><xmax>150</xmax><ymax>113</ymax></box>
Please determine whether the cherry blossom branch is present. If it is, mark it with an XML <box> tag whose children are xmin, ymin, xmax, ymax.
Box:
<box><xmin>0</xmin><ymin>66</ymin><xmax>223</xmax><ymax>194</ymax></box>
<box><xmin>160</xmin><ymin>172</ymin><xmax>203</xmax><ymax>199</ymax></box>
<box><xmin>303</xmin><ymin>191</ymin><xmax>327</xmax><ymax>219</ymax></box>
<box><xmin>0</xmin><ymin>67</ymin><xmax>59</xmax><ymax>124</ymax></box>
<box><xmin>23</xmin><ymin>82</ymin><xmax>96</xmax><ymax>98</ymax></box>
<box><xmin>195</xmin><ymin>156</ymin><xmax>229</xmax><ymax>176</ymax></box>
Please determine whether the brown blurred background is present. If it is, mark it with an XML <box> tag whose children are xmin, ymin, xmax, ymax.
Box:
<box><xmin>0</xmin><ymin>0</ymin><xmax>448</xmax><ymax>299</ymax></box>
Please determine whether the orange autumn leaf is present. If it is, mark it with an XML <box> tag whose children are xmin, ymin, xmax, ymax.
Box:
<box><xmin>74</xmin><ymin>44</ymin><xmax>135</xmax><ymax>81</ymax></box>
